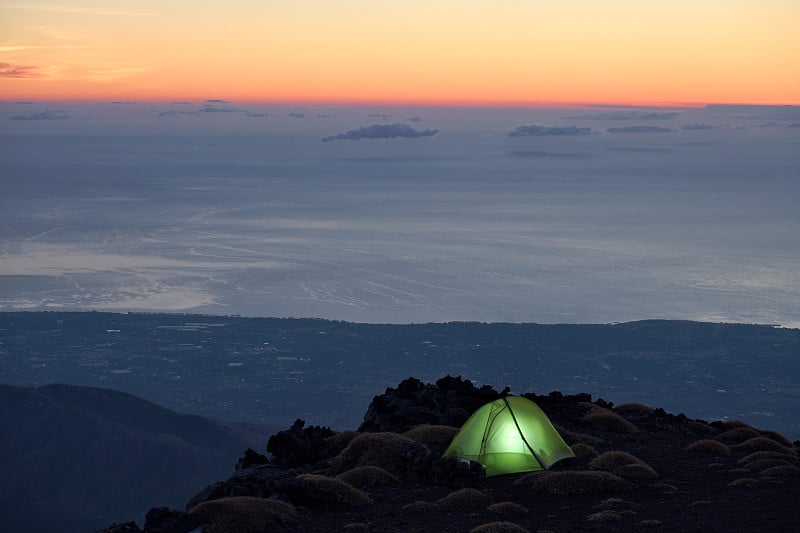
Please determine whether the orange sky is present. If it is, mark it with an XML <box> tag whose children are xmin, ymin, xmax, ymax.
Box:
<box><xmin>1</xmin><ymin>1</ymin><xmax>798</xmax><ymax>105</ymax></box>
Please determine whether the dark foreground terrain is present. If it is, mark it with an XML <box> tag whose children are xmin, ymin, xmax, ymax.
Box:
<box><xmin>108</xmin><ymin>376</ymin><xmax>800</xmax><ymax>533</ymax></box>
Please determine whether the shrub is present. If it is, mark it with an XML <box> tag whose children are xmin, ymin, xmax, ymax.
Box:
<box><xmin>553</xmin><ymin>424</ymin><xmax>603</xmax><ymax>446</ymax></box>
<box><xmin>614</xmin><ymin>403</ymin><xmax>654</xmax><ymax>416</ymax></box>
<box><xmin>648</xmin><ymin>483</ymin><xmax>677</xmax><ymax>494</ymax></box>
<box><xmin>744</xmin><ymin>459</ymin><xmax>796</xmax><ymax>472</ymax></box>
<box><xmin>293</xmin><ymin>474</ymin><xmax>373</xmax><ymax>507</ymax></box>
<box><xmin>487</xmin><ymin>501</ymin><xmax>528</xmax><ymax>515</ymax></box>
<box><xmin>343</xmin><ymin>524</ymin><xmax>369</xmax><ymax>531</ymax></box>
<box><xmin>188</xmin><ymin>497</ymin><xmax>299</xmax><ymax>533</ymax></box>
<box><xmin>759</xmin><ymin>430</ymin><xmax>794</xmax><ymax>448</ymax></box>
<box><xmin>403</xmin><ymin>424</ymin><xmax>459</xmax><ymax>452</ymax></box>
<box><xmin>324</xmin><ymin>429</ymin><xmax>357</xmax><ymax>454</ymax></box>
<box><xmin>581</xmin><ymin>412</ymin><xmax>639</xmax><ymax>434</ymax></box>
<box><xmin>718</xmin><ymin>427</ymin><xmax>762</xmax><ymax>442</ymax></box>
<box><xmin>685</xmin><ymin>439</ymin><xmax>731</xmax><ymax>456</ymax></box>
<box><xmin>592</xmin><ymin>498</ymin><xmax>640</xmax><ymax>511</ymax></box>
<box><xmin>515</xmin><ymin>470</ymin><xmax>628</xmax><ymax>495</ymax></box>
<box><xmin>335</xmin><ymin>466</ymin><xmax>399</xmax><ymax>488</ymax></box>
<box><xmin>739</xmin><ymin>451</ymin><xmax>799</xmax><ymax>465</ymax></box>
<box><xmin>589</xmin><ymin>451</ymin><xmax>648</xmax><ymax>471</ymax></box>
<box><xmin>728</xmin><ymin>477</ymin><xmax>759</xmax><ymax>488</ymax></box>
<box><xmin>686</xmin><ymin>421</ymin><xmax>717</xmax><ymax>435</ymax></box>
<box><xmin>615</xmin><ymin>463</ymin><xmax>658</xmax><ymax>482</ymax></box>
<box><xmin>335</xmin><ymin>432</ymin><xmax>428</xmax><ymax>476</ymax></box>
<box><xmin>469</xmin><ymin>522</ymin><xmax>529</xmax><ymax>533</ymax></box>
<box><xmin>636</xmin><ymin>519</ymin><xmax>662</xmax><ymax>527</ymax></box>
<box><xmin>401</xmin><ymin>501</ymin><xmax>441</xmax><ymax>513</ymax></box>
<box><xmin>759</xmin><ymin>465</ymin><xmax>800</xmax><ymax>478</ymax></box>
<box><xmin>570</xmin><ymin>443</ymin><xmax>599</xmax><ymax>463</ymax></box>
<box><xmin>437</xmin><ymin>488</ymin><xmax>493</xmax><ymax>509</ymax></box>
<box><xmin>586</xmin><ymin>510</ymin><xmax>623</xmax><ymax>523</ymax></box>
<box><xmin>718</xmin><ymin>420</ymin><xmax>754</xmax><ymax>430</ymax></box>
<box><xmin>734</xmin><ymin>437</ymin><xmax>795</xmax><ymax>455</ymax></box>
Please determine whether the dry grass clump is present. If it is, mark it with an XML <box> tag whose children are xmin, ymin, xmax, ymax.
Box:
<box><xmin>581</xmin><ymin>411</ymin><xmax>639</xmax><ymax>434</ymax></box>
<box><xmin>437</xmin><ymin>488</ymin><xmax>493</xmax><ymax>509</ymax></box>
<box><xmin>324</xmin><ymin>429</ymin><xmax>357</xmax><ymax>453</ymax></box>
<box><xmin>401</xmin><ymin>501</ymin><xmax>441</xmax><ymax>514</ymax></box>
<box><xmin>718</xmin><ymin>427</ymin><xmax>762</xmax><ymax>442</ymax></box>
<box><xmin>487</xmin><ymin>502</ymin><xmax>529</xmax><ymax>515</ymax></box>
<box><xmin>403</xmin><ymin>424</ymin><xmax>458</xmax><ymax>451</ymax></box>
<box><xmin>553</xmin><ymin>424</ymin><xmax>603</xmax><ymax>447</ymax></box>
<box><xmin>335</xmin><ymin>466</ymin><xmax>399</xmax><ymax>488</ymax></box>
<box><xmin>734</xmin><ymin>437</ymin><xmax>795</xmax><ymax>455</ymax></box>
<box><xmin>570</xmin><ymin>443</ymin><xmax>599</xmax><ymax>463</ymax></box>
<box><xmin>614</xmin><ymin>403</ymin><xmax>655</xmax><ymax>416</ymax></box>
<box><xmin>335</xmin><ymin>432</ymin><xmax>425</xmax><ymax>475</ymax></box>
<box><xmin>188</xmin><ymin>497</ymin><xmax>300</xmax><ymax>533</ymax></box>
<box><xmin>615</xmin><ymin>463</ymin><xmax>658</xmax><ymax>482</ymax></box>
<box><xmin>759</xmin><ymin>465</ymin><xmax>800</xmax><ymax>478</ymax></box>
<box><xmin>648</xmin><ymin>483</ymin><xmax>677</xmax><ymax>494</ymax></box>
<box><xmin>589</xmin><ymin>451</ymin><xmax>648</xmax><ymax>471</ymax></box>
<box><xmin>685</xmin><ymin>439</ymin><xmax>731</xmax><ymax>456</ymax></box>
<box><xmin>586</xmin><ymin>510</ymin><xmax>623</xmax><ymax>523</ymax></box>
<box><xmin>686</xmin><ymin>420</ymin><xmax>717</xmax><ymax>435</ymax></box>
<box><xmin>726</xmin><ymin>467</ymin><xmax>750</xmax><ymax>476</ymax></box>
<box><xmin>728</xmin><ymin>477</ymin><xmax>759</xmax><ymax>488</ymax></box>
<box><xmin>515</xmin><ymin>470</ymin><xmax>628</xmax><ymax>495</ymax></box>
<box><xmin>469</xmin><ymin>522</ymin><xmax>530</xmax><ymax>533</ymax></box>
<box><xmin>738</xmin><ymin>451</ymin><xmax>799</xmax><ymax>465</ymax></box>
<box><xmin>636</xmin><ymin>519</ymin><xmax>662</xmax><ymax>528</ymax></box>
<box><xmin>343</xmin><ymin>524</ymin><xmax>369</xmax><ymax>531</ymax></box>
<box><xmin>744</xmin><ymin>459</ymin><xmax>796</xmax><ymax>472</ymax></box>
<box><xmin>294</xmin><ymin>474</ymin><xmax>373</xmax><ymax>507</ymax></box>
<box><xmin>718</xmin><ymin>420</ymin><xmax>754</xmax><ymax>430</ymax></box>
<box><xmin>759</xmin><ymin>430</ymin><xmax>794</xmax><ymax>448</ymax></box>
<box><xmin>592</xmin><ymin>498</ymin><xmax>640</xmax><ymax>511</ymax></box>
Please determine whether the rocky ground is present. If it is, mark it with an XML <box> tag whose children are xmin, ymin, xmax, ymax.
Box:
<box><xmin>104</xmin><ymin>376</ymin><xmax>800</xmax><ymax>532</ymax></box>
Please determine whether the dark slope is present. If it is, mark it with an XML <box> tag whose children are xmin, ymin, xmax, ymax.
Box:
<box><xmin>0</xmin><ymin>384</ymin><xmax>248</xmax><ymax>533</ymax></box>
<box><xmin>124</xmin><ymin>377</ymin><xmax>800</xmax><ymax>533</ymax></box>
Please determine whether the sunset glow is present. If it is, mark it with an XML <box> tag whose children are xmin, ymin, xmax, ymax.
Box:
<box><xmin>1</xmin><ymin>0</ymin><xmax>799</xmax><ymax>105</ymax></box>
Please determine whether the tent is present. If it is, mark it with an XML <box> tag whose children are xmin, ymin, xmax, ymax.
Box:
<box><xmin>442</xmin><ymin>396</ymin><xmax>574</xmax><ymax>476</ymax></box>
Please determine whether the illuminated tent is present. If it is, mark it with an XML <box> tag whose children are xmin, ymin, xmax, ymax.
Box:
<box><xmin>442</xmin><ymin>396</ymin><xmax>574</xmax><ymax>476</ymax></box>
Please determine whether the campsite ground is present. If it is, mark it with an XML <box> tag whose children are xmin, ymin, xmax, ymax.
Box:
<box><xmin>136</xmin><ymin>377</ymin><xmax>800</xmax><ymax>533</ymax></box>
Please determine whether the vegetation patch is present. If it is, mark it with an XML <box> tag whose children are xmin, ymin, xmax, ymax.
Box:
<box><xmin>553</xmin><ymin>424</ymin><xmax>604</xmax><ymax>446</ymax></box>
<box><xmin>570</xmin><ymin>443</ymin><xmax>599</xmax><ymax>463</ymax></box>
<box><xmin>686</xmin><ymin>420</ymin><xmax>717</xmax><ymax>435</ymax></box>
<box><xmin>728</xmin><ymin>477</ymin><xmax>760</xmax><ymax>488</ymax></box>
<box><xmin>335</xmin><ymin>432</ymin><xmax>428</xmax><ymax>476</ymax></box>
<box><xmin>759</xmin><ymin>430</ymin><xmax>794</xmax><ymax>448</ymax></box>
<box><xmin>515</xmin><ymin>470</ymin><xmax>629</xmax><ymax>495</ymax></box>
<box><xmin>734</xmin><ymin>437</ymin><xmax>795</xmax><ymax>455</ymax></box>
<box><xmin>335</xmin><ymin>466</ymin><xmax>399</xmax><ymax>488</ymax></box>
<box><xmin>400</xmin><ymin>500</ymin><xmax>441</xmax><ymax>514</ymax></box>
<box><xmin>586</xmin><ymin>510</ymin><xmax>623</xmax><ymax>523</ymax></box>
<box><xmin>486</xmin><ymin>501</ymin><xmax>529</xmax><ymax>515</ymax></box>
<box><xmin>759</xmin><ymin>465</ymin><xmax>800</xmax><ymax>479</ymax></box>
<box><xmin>685</xmin><ymin>439</ymin><xmax>731</xmax><ymax>456</ymax></box>
<box><xmin>403</xmin><ymin>424</ymin><xmax>459</xmax><ymax>452</ymax></box>
<box><xmin>293</xmin><ymin>474</ymin><xmax>373</xmax><ymax>507</ymax></box>
<box><xmin>718</xmin><ymin>427</ymin><xmax>762</xmax><ymax>442</ymax></box>
<box><xmin>581</xmin><ymin>412</ymin><xmax>639</xmax><ymax>434</ymax></box>
<box><xmin>614</xmin><ymin>403</ymin><xmax>655</xmax><ymax>416</ymax></box>
<box><xmin>592</xmin><ymin>498</ymin><xmax>640</xmax><ymax>511</ymax></box>
<box><xmin>738</xmin><ymin>451</ymin><xmax>799</xmax><ymax>465</ymax></box>
<box><xmin>437</xmin><ymin>488</ymin><xmax>493</xmax><ymax>509</ymax></box>
<box><xmin>636</xmin><ymin>519</ymin><xmax>663</xmax><ymax>527</ymax></box>
<box><xmin>188</xmin><ymin>497</ymin><xmax>300</xmax><ymax>533</ymax></box>
<box><xmin>469</xmin><ymin>521</ymin><xmax>530</xmax><ymax>533</ymax></box>
<box><xmin>744</xmin><ymin>459</ymin><xmax>796</xmax><ymax>472</ymax></box>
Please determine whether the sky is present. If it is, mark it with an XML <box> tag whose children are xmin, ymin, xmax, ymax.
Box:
<box><xmin>1</xmin><ymin>0</ymin><xmax>799</xmax><ymax>105</ymax></box>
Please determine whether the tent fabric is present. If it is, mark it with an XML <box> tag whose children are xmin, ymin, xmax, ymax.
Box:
<box><xmin>442</xmin><ymin>396</ymin><xmax>575</xmax><ymax>476</ymax></box>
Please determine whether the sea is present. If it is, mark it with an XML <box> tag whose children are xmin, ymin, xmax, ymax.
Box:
<box><xmin>2</xmin><ymin>102</ymin><xmax>799</xmax><ymax>327</ymax></box>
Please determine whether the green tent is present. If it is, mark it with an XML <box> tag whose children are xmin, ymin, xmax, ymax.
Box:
<box><xmin>443</xmin><ymin>396</ymin><xmax>574</xmax><ymax>476</ymax></box>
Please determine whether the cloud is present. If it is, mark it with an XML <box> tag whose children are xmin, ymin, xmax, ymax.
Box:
<box><xmin>172</xmin><ymin>101</ymin><xmax>192</xmax><ymax>105</ymax></box>
<box><xmin>111</xmin><ymin>101</ymin><xmax>135</xmax><ymax>105</ymax></box>
<box><xmin>607</xmin><ymin>126</ymin><xmax>674</xmax><ymax>134</ymax></box>
<box><xmin>288</xmin><ymin>112</ymin><xmax>306</xmax><ymax>118</ymax></box>
<box><xmin>570</xmin><ymin>111</ymin><xmax>681</xmax><ymax>120</ymax></box>
<box><xmin>199</xmin><ymin>105</ymin><xmax>240</xmax><ymax>113</ymax></box>
<box><xmin>790</xmin><ymin>123</ymin><xmax>800</xmax><ymax>128</ymax></box>
<box><xmin>369</xmin><ymin>113</ymin><xmax>391</xmax><ymax>120</ymax></box>
<box><xmin>322</xmin><ymin>123</ymin><xmax>439</xmax><ymax>142</ymax></box>
<box><xmin>680</xmin><ymin>123</ymin><xmax>717</xmax><ymax>130</ymax></box>
<box><xmin>205</xmin><ymin>99</ymin><xmax>231</xmax><ymax>104</ymax></box>
<box><xmin>509</xmin><ymin>124</ymin><xmax>597</xmax><ymax>137</ymax></box>
<box><xmin>509</xmin><ymin>150</ymin><xmax>593</xmax><ymax>160</ymax></box>
<box><xmin>15</xmin><ymin>101</ymin><xmax>35</xmax><ymax>104</ymax></box>
<box><xmin>0</xmin><ymin>62</ymin><xmax>39</xmax><ymax>78</ymax></box>
<box><xmin>9</xmin><ymin>109</ymin><xmax>70</xmax><ymax>121</ymax></box>
<box><xmin>316</xmin><ymin>113</ymin><xmax>334</xmax><ymax>118</ymax></box>
<box><xmin>245</xmin><ymin>112</ymin><xmax>270</xmax><ymax>118</ymax></box>
<box><xmin>407</xmin><ymin>116</ymin><xmax>422</xmax><ymax>122</ymax></box>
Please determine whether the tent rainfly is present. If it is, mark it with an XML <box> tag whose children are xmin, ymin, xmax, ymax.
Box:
<box><xmin>442</xmin><ymin>395</ymin><xmax>575</xmax><ymax>476</ymax></box>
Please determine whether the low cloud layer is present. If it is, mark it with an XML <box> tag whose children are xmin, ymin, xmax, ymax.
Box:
<box><xmin>680</xmin><ymin>123</ymin><xmax>717</xmax><ymax>130</ymax></box>
<box><xmin>571</xmin><ymin>111</ymin><xmax>681</xmax><ymax>120</ymax></box>
<box><xmin>0</xmin><ymin>62</ymin><xmax>39</xmax><ymax>78</ymax></box>
<box><xmin>607</xmin><ymin>126</ymin><xmax>674</xmax><ymax>134</ymax></box>
<box><xmin>509</xmin><ymin>124</ymin><xmax>596</xmax><ymax>137</ymax></box>
<box><xmin>322</xmin><ymin>123</ymin><xmax>439</xmax><ymax>142</ymax></box>
<box><xmin>288</xmin><ymin>112</ymin><xmax>306</xmax><ymax>118</ymax></box>
<box><xmin>9</xmin><ymin>109</ymin><xmax>70</xmax><ymax>121</ymax></box>
<box><xmin>205</xmin><ymin>99</ymin><xmax>231</xmax><ymax>104</ymax></box>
